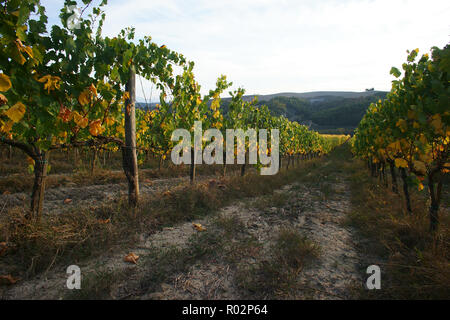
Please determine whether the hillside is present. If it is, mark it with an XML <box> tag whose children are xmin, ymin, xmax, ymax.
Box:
<box><xmin>230</xmin><ymin>90</ymin><xmax>387</xmax><ymax>102</ymax></box>
<box><xmin>217</xmin><ymin>91</ymin><xmax>388</xmax><ymax>134</ymax></box>
<box><xmin>137</xmin><ymin>91</ymin><xmax>388</xmax><ymax>134</ymax></box>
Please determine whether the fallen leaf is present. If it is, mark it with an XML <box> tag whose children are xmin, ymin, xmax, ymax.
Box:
<box><xmin>0</xmin><ymin>275</ymin><xmax>20</xmax><ymax>285</ymax></box>
<box><xmin>98</xmin><ymin>218</ymin><xmax>110</xmax><ymax>224</ymax></box>
<box><xmin>64</xmin><ymin>198</ymin><xmax>72</xmax><ymax>204</ymax></box>
<box><xmin>124</xmin><ymin>253</ymin><xmax>139</xmax><ymax>264</ymax></box>
<box><xmin>192</xmin><ymin>223</ymin><xmax>206</xmax><ymax>232</ymax></box>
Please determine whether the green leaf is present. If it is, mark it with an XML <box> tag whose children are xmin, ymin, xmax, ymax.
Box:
<box><xmin>390</xmin><ymin>67</ymin><xmax>401</xmax><ymax>78</ymax></box>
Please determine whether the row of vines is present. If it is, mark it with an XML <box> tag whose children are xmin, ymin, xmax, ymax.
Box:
<box><xmin>352</xmin><ymin>45</ymin><xmax>449</xmax><ymax>232</ymax></box>
<box><xmin>0</xmin><ymin>0</ymin><xmax>347</xmax><ymax>221</ymax></box>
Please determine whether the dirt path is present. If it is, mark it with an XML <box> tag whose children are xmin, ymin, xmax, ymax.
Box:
<box><xmin>131</xmin><ymin>181</ymin><xmax>363</xmax><ymax>300</ymax></box>
<box><xmin>2</xmin><ymin>158</ymin><xmax>367</xmax><ymax>300</ymax></box>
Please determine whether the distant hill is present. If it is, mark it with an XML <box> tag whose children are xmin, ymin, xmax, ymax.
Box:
<box><xmin>230</xmin><ymin>90</ymin><xmax>388</xmax><ymax>102</ymax></box>
<box><xmin>136</xmin><ymin>90</ymin><xmax>388</xmax><ymax>134</ymax></box>
<box><xmin>220</xmin><ymin>91</ymin><xmax>388</xmax><ymax>134</ymax></box>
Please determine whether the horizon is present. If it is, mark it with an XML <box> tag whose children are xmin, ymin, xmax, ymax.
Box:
<box><xmin>135</xmin><ymin>89</ymin><xmax>389</xmax><ymax>103</ymax></box>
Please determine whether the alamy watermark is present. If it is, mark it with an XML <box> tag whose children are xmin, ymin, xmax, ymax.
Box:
<box><xmin>66</xmin><ymin>265</ymin><xmax>81</xmax><ymax>289</ymax></box>
<box><xmin>170</xmin><ymin>121</ymin><xmax>280</xmax><ymax>175</ymax></box>
<box><xmin>366</xmin><ymin>265</ymin><xmax>381</xmax><ymax>290</ymax></box>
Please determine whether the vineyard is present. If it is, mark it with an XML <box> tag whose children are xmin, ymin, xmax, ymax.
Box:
<box><xmin>0</xmin><ymin>0</ymin><xmax>449</xmax><ymax>301</ymax></box>
<box><xmin>0</xmin><ymin>0</ymin><xmax>346</xmax><ymax>219</ymax></box>
<box><xmin>352</xmin><ymin>47</ymin><xmax>449</xmax><ymax>232</ymax></box>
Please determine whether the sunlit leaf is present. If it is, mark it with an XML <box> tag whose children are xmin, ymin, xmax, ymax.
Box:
<box><xmin>395</xmin><ymin>158</ymin><xmax>408</xmax><ymax>168</ymax></box>
<box><xmin>5</xmin><ymin>102</ymin><xmax>26</xmax><ymax>123</ymax></box>
<box><xmin>0</xmin><ymin>74</ymin><xmax>12</xmax><ymax>92</ymax></box>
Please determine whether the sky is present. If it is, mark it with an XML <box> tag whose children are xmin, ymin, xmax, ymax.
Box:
<box><xmin>41</xmin><ymin>0</ymin><xmax>450</xmax><ymax>101</ymax></box>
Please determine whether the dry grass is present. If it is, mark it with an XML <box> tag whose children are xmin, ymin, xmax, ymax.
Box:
<box><xmin>346</xmin><ymin>152</ymin><xmax>450</xmax><ymax>299</ymax></box>
<box><xmin>0</xmin><ymin>147</ymin><xmax>245</xmax><ymax>194</ymax></box>
<box><xmin>0</xmin><ymin>158</ymin><xmax>316</xmax><ymax>281</ymax></box>
<box><xmin>235</xmin><ymin>227</ymin><xmax>320</xmax><ymax>299</ymax></box>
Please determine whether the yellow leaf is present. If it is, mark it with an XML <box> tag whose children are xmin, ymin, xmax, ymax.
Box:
<box><xmin>394</xmin><ymin>158</ymin><xmax>408</xmax><ymax>168</ymax></box>
<box><xmin>89</xmin><ymin>120</ymin><xmax>104</xmax><ymax>136</ymax></box>
<box><xmin>192</xmin><ymin>223</ymin><xmax>206</xmax><ymax>232</ymax></box>
<box><xmin>105</xmin><ymin>117</ymin><xmax>115</xmax><ymax>126</ymax></box>
<box><xmin>79</xmin><ymin>118</ymin><xmax>88</xmax><ymax>129</ymax></box>
<box><xmin>387</xmin><ymin>141</ymin><xmax>401</xmax><ymax>152</ymax></box>
<box><xmin>12</xmin><ymin>45</ymin><xmax>26</xmax><ymax>65</ymax></box>
<box><xmin>5</xmin><ymin>102</ymin><xmax>26</xmax><ymax>123</ymax></box>
<box><xmin>78</xmin><ymin>90</ymin><xmax>90</xmax><ymax>106</ymax></box>
<box><xmin>88</xmin><ymin>84</ymin><xmax>97</xmax><ymax>96</ymax></box>
<box><xmin>23</xmin><ymin>46</ymin><xmax>33</xmax><ymax>58</ymax></box>
<box><xmin>0</xmin><ymin>74</ymin><xmax>12</xmax><ymax>92</ymax></box>
<box><xmin>38</xmin><ymin>75</ymin><xmax>61</xmax><ymax>93</ymax></box>
<box><xmin>418</xmin><ymin>183</ymin><xmax>424</xmax><ymax>191</ymax></box>
<box><xmin>38</xmin><ymin>75</ymin><xmax>51</xmax><ymax>83</ymax></box>
<box><xmin>73</xmin><ymin>112</ymin><xmax>89</xmax><ymax>129</ymax></box>
<box><xmin>0</xmin><ymin>120</ymin><xmax>14</xmax><ymax>133</ymax></box>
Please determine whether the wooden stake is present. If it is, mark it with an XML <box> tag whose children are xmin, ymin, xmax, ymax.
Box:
<box><xmin>123</xmin><ymin>65</ymin><xmax>140</xmax><ymax>207</ymax></box>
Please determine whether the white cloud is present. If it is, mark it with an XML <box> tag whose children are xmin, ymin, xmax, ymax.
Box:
<box><xmin>42</xmin><ymin>0</ymin><xmax>450</xmax><ymax>99</ymax></box>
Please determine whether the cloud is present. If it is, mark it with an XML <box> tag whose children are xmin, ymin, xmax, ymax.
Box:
<box><xmin>41</xmin><ymin>0</ymin><xmax>450</xmax><ymax>99</ymax></box>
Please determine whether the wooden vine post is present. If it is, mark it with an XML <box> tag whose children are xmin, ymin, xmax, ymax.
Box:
<box><xmin>29</xmin><ymin>151</ymin><xmax>50</xmax><ymax>221</ymax></box>
<box><xmin>123</xmin><ymin>65</ymin><xmax>140</xmax><ymax>207</ymax></box>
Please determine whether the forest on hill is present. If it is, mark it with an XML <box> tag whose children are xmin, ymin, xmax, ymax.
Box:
<box><xmin>213</xmin><ymin>91</ymin><xmax>388</xmax><ymax>134</ymax></box>
<box><xmin>136</xmin><ymin>91</ymin><xmax>387</xmax><ymax>135</ymax></box>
